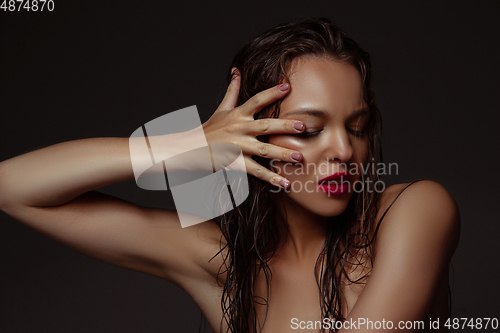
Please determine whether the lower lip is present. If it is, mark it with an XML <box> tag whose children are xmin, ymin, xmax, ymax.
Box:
<box><xmin>317</xmin><ymin>183</ymin><xmax>350</xmax><ymax>196</ymax></box>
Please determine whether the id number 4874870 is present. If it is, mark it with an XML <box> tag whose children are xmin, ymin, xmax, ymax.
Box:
<box><xmin>1</xmin><ymin>0</ymin><xmax>54</xmax><ymax>11</ymax></box>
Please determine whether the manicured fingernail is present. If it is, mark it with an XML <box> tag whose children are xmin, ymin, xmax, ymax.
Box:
<box><xmin>278</xmin><ymin>83</ymin><xmax>290</xmax><ymax>92</ymax></box>
<box><xmin>279</xmin><ymin>179</ymin><xmax>290</xmax><ymax>188</ymax></box>
<box><xmin>290</xmin><ymin>152</ymin><xmax>302</xmax><ymax>162</ymax></box>
<box><xmin>254</xmin><ymin>168</ymin><xmax>262</xmax><ymax>177</ymax></box>
<box><xmin>292</xmin><ymin>121</ymin><xmax>304</xmax><ymax>131</ymax></box>
<box><xmin>231</xmin><ymin>68</ymin><xmax>240</xmax><ymax>80</ymax></box>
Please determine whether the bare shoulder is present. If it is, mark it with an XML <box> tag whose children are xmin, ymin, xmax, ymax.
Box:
<box><xmin>345</xmin><ymin>184</ymin><xmax>460</xmax><ymax>323</ymax></box>
<box><xmin>376</xmin><ymin>180</ymin><xmax>460</xmax><ymax>226</ymax></box>
<box><xmin>374</xmin><ymin>180</ymin><xmax>460</xmax><ymax>260</ymax></box>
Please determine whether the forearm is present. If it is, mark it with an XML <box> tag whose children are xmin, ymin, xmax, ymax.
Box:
<box><xmin>0</xmin><ymin>124</ymin><xmax>213</xmax><ymax>209</ymax></box>
<box><xmin>0</xmin><ymin>137</ymin><xmax>137</xmax><ymax>208</ymax></box>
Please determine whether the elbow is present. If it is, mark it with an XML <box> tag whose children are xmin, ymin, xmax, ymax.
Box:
<box><xmin>0</xmin><ymin>161</ymin><xmax>6</xmax><ymax>210</ymax></box>
<box><xmin>415</xmin><ymin>180</ymin><xmax>461</xmax><ymax>256</ymax></box>
<box><xmin>432</xmin><ymin>181</ymin><xmax>461</xmax><ymax>254</ymax></box>
<box><xmin>0</xmin><ymin>160</ymin><xmax>17</xmax><ymax>211</ymax></box>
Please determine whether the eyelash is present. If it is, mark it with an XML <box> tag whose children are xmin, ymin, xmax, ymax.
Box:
<box><xmin>297</xmin><ymin>128</ymin><xmax>366</xmax><ymax>139</ymax></box>
<box><xmin>297</xmin><ymin>131</ymin><xmax>322</xmax><ymax>139</ymax></box>
<box><xmin>347</xmin><ymin>128</ymin><xmax>366</xmax><ymax>137</ymax></box>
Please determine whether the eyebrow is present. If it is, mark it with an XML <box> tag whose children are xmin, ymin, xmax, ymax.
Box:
<box><xmin>282</xmin><ymin>107</ymin><xmax>370</xmax><ymax>119</ymax></box>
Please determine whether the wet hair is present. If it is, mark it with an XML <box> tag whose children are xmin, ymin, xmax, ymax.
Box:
<box><xmin>211</xmin><ymin>17</ymin><xmax>383</xmax><ymax>333</ymax></box>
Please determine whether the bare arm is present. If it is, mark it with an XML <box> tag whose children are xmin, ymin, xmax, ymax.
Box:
<box><xmin>0</xmin><ymin>137</ymin><xmax>136</xmax><ymax>207</ymax></box>
<box><xmin>0</xmin><ymin>136</ymin><xmax>219</xmax><ymax>282</ymax></box>
<box><xmin>0</xmin><ymin>72</ymin><xmax>306</xmax><ymax>286</ymax></box>
<box><xmin>338</xmin><ymin>180</ymin><xmax>460</xmax><ymax>332</ymax></box>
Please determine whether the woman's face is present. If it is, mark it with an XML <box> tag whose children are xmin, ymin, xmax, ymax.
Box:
<box><xmin>268</xmin><ymin>56</ymin><xmax>369</xmax><ymax>218</ymax></box>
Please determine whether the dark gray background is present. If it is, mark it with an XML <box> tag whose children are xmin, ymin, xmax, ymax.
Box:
<box><xmin>1</xmin><ymin>1</ymin><xmax>499</xmax><ymax>332</ymax></box>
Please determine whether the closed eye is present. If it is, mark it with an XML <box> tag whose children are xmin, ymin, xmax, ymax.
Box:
<box><xmin>296</xmin><ymin>130</ymin><xmax>322</xmax><ymax>139</ymax></box>
<box><xmin>347</xmin><ymin>128</ymin><xmax>366</xmax><ymax>137</ymax></box>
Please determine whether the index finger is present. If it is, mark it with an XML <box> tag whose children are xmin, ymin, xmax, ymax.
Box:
<box><xmin>238</xmin><ymin>83</ymin><xmax>290</xmax><ymax>116</ymax></box>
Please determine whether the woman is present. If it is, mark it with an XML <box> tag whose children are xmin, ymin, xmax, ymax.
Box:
<box><xmin>0</xmin><ymin>18</ymin><xmax>459</xmax><ymax>332</ymax></box>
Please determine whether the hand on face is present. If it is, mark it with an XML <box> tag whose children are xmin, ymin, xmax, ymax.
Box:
<box><xmin>202</xmin><ymin>68</ymin><xmax>306</xmax><ymax>189</ymax></box>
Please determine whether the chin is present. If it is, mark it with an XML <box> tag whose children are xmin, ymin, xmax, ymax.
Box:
<box><xmin>282</xmin><ymin>189</ymin><xmax>353</xmax><ymax>218</ymax></box>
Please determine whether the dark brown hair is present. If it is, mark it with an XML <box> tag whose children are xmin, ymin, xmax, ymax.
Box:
<box><xmin>212</xmin><ymin>17</ymin><xmax>383</xmax><ymax>333</ymax></box>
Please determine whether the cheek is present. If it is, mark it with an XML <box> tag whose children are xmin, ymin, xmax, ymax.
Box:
<box><xmin>268</xmin><ymin>134</ymin><xmax>306</xmax><ymax>151</ymax></box>
<box><xmin>352</xmin><ymin>139</ymin><xmax>369</xmax><ymax>162</ymax></box>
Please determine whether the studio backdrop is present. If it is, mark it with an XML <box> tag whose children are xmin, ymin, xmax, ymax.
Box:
<box><xmin>1</xmin><ymin>1</ymin><xmax>499</xmax><ymax>332</ymax></box>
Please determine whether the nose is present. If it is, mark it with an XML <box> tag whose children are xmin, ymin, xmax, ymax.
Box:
<box><xmin>323</xmin><ymin>127</ymin><xmax>353</xmax><ymax>163</ymax></box>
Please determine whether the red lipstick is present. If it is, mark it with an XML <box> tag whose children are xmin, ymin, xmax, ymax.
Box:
<box><xmin>317</xmin><ymin>171</ymin><xmax>352</xmax><ymax>196</ymax></box>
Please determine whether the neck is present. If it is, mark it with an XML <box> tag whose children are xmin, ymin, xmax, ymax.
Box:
<box><xmin>276</xmin><ymin>195</ymin><xmax>329</xmax><ymax>262</ymax></box>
